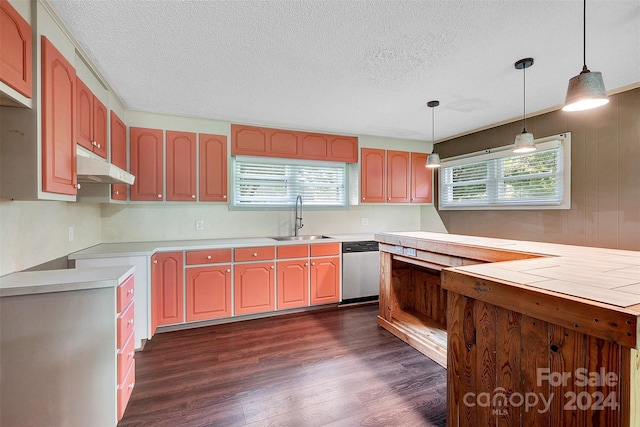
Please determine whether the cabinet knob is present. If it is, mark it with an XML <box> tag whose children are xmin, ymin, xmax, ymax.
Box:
<box><xmin>252</xmin><ymin>252</ymin><xmax>257</xmax><ymax>257</ymax></box>
<box><xmin>128</xmin><ymin>289</ymin><xmax>134</xmax><ymax>295</ymax></box>
<box><xmin>206</xmin><ymin>255</ymin><xmax>212</xmax><ymax>260</ymax></box>
<box><xmin>311</xmin><ymin>262</ymin><xmax>316</xmax><ymax>266</ymax></box>
<box><xmin>128</xmin><ymin>319</ymin><xmax>134</xmax><ymax>325</ymax></box>
<box><xmin>388</xmin><ymin>198</ymin><xmax>391</xmax><ymax>201</ymax></box>
<box><xmin>226</xmin><ymin>269</ymin><xmax>231</xmax><ymax>273</ymax></box>
<box><xmin>305</xmin><ymin>262</ymin><xmax>308</xmax><ymax>266</ymax></box>
<box><xmin>157</xmin><ymin>194</ymin><xmax>162</xmax><ymax>198</ymax></box>
<box><xmin>114</xmin><ymin>190</ymin><xmax>119</xmax><ymax>195</ymax></box>
<box><xmin>362</xmin><ymin>197</ymin><xmax>365</xmax><ymax>201</ymax></box>
<box><xmin>97</xmin><ymin>143</ymin><xmax>101</xmax><ymax>148</ymax></box>
<box><xmin>153</xmin><ymin>260</ymin><xmax>158</xmax><ymax>264</ymax></box>
<box><xmin>128</xmin><ymin>351</ymin><xmax>135</xmax><ymax>357</ymax></box>
<box><xmin>192</xmin><ymin>195</ymin><xmax>196</xmax><ymax>198</ymax></box>
<box><xmin>128</xmin><ymin>382</ymin><xmax>135</xmax><ymax>389</ymax></box>
<box><xmin>74</xmin><ymin>183</ymin><xmax>81</xmax><ymax>189</ymax></box>
<box><xmin>223</xmin><ymin>195</ymin><xmax>227</xmax><ymax>199</ymax></box>
<box><xmin>270</xmin><ymin>265</ymin><xmax>274</xmax><ymax>269</ymax></box>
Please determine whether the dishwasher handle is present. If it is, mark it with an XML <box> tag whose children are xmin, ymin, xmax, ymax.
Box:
<box><xmin>342</xmin><ymin>241</ymin><xmax>379</xmax><ymax>253</ymax></box>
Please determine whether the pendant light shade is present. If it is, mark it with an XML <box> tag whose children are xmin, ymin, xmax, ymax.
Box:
<box><xmin>426</xmin><ymin>100</ymin><xmax>440</xmax><ymax>168</ymax></box>
<box><xmin>562</xmin><ymin>0</ymin><xmax>608</xmax><ymax>112</ymax></box>
<box><xmin>513</xmin><ymin>58</ymin><xmax>536</xmax><ymax>153</ymax></box>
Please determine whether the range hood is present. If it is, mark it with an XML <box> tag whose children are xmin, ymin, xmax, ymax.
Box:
<box><xmin>76</xmin><ymin>155</ymin><xmax>135</xmax><ymax>185</ymax></box>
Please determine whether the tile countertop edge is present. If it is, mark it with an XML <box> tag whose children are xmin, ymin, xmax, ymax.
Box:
<box><xmin>375</xmin><ymin>231</ymin><xmax>640</xmax><ymax>311</ymax></box>
<box><xmin>0</xmin><ymin>265</ymin><xmax>135</xmax><ymax>297</ymax></box>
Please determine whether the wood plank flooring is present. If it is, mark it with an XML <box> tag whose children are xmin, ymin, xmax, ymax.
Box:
<box><xmin>119</xmin><ymin>304</ymin><xmax>446</xmax><ymax>427</ymax></box>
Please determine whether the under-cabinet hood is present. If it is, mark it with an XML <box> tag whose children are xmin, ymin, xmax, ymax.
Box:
<box><xmin>76</xmin><ymin>155</ymin><xmax>135</xmax><ymax>185</ymax></box>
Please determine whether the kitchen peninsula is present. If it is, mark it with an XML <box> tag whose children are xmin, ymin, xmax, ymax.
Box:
<box><xmin>375</xmin><ymin>231</ymin><xmax>640</xmax><ymax>427</ymax></box>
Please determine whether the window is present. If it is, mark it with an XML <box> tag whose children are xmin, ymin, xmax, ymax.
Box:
<box><xmin>439</xmin><ymin>133</ymin><xmax>571</xmax><ymax>210</ymax></box>
<box><xmin>232</xmin><ymin>156</ymin><xmax>347</xmax><ymax>207</ymax></box>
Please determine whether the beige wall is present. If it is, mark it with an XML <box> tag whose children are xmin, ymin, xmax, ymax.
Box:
<box><xmin>0</xmin><ymin>201</ymin><xmax>102</xmax><ymax>275</ymax></box>
<box><xmin>436</xmin><ymin>87</ymin><xmax>640</xmax><ymax>250</ymax></box>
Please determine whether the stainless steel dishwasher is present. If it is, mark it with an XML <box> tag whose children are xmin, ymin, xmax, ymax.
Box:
<box><xmin>341</xmin><ymin>241</ymin><xmax>380</xmax><ymax>304</ymax></box>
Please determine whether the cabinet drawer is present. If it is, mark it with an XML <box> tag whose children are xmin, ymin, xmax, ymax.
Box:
<box><xmin>186</xmin><ymin>249</ymin><xmax>232</xmax><ymax>265</ymax></box>
<box><xmin>117</xmin><ymin>331</ymin><xmax>135</xmax><ymax>385</ymax></box>
<box><xmin>117</xmin><ymin>302</ymin><xmax>135</xmax><ymax>349</ymax></box>
<box><xmin>116</xmin><ymin>275</ymin><xmax>135</xmax><ymax>313</ymax></box>
<box><xmin>117</xmin><ymin>360</ymin><xmax>135</xmax><ymax>421</ymax></box>
<box><xmin>277</xmin><ymin>244</ymin><xmax>308</xmax><ymax>259</ymax></box>
<box><xmin>235</xmin><ymin>246</ymin><xmax>275</xmax><ymax>262</ymax></box>
<box><xmin>310</xmin><ymin>243</ymin><xmax>341</xmax><ymax>257</ymax></box>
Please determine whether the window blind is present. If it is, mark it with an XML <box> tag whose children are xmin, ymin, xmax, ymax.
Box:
<box><xmin>233</xmin><ymin>158</ymin><xmax>346</xmax><ymax>207</ymax></box>
<box><xmin>440</xmin><ymin>138</ymin><xmax>567</xmax><ymax>209</ymax></box>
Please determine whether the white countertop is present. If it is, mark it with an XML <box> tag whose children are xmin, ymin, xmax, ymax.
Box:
<box><xmin>0</xmin><ymin>265</ymin><xmax>136</xmax><ymax>297</ymax></box>
<box><xmin>69</xmin><ymin>233</ymin><xmax>376</xmax><ymax>260</ymax></box>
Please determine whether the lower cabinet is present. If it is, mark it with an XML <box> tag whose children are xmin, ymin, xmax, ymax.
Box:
<box><xmin>234</xmin><ymin>261</ymin><xmax>275</xmax><ymax>315</ymax></box>
<box><xmin>151</xmin><ymin>252</ymin><xmax>184</xmax><ymax>335</ymax></box>
<box><xmin>277</xmin><ymin>259</ymin><xmax>309</xmax><ymax>309</ymax></box>
<box><xmin>186</xmin><ymin>265</ymin><xmax>232</xmax><ymax>321</ymax></box>
<box><xmin>149</xmin><ymin>243</ymin><xmax>341</xmax><ymax>333</ymax></box>
<box><xmin>116</xmin><ymin>275</ymin><xmax>136</xmax><ymax>420</ymax></box>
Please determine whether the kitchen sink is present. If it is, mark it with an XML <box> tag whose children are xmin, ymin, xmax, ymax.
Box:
<box><xmin>270</xmin><ymin>235</ymin><xmax>331</xmax><ymax>241</ymax></box>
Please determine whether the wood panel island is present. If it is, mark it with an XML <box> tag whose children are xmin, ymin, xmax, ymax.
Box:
<box><xmin>375</xmin><ymin>231</ymin><xmax>640</xmax><ymax>427</ymax></box>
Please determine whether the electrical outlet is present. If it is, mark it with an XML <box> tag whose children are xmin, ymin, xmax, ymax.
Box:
<box><xmin>195</xmin><ymin>220</ymin><xmax>204</xmax><ymax>231</ymax></box>
<box><xmin>68</xmin><ymin>226</ymin><xmax>74</xmax><ymax>242</ymax></box>
<box><xmin>360</xmin><ymin>217</ymin><xmax>369</xmax><ymax>226</ymax></box>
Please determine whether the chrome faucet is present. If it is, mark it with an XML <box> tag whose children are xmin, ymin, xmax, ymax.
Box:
<box><xmin>294</xmin><ymin>195</ymin><xmax>303</xmax><ymax>236</ymax></box>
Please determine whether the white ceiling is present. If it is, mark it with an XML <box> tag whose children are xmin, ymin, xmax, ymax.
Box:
<box><xmin>49</xmin><ymin>0</ymin><xmax>640</xmax><ymax>143</ymax></box>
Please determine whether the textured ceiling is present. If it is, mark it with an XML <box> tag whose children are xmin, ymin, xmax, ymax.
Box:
<box><xmin>49</xmin><ymin>0</ymin><xmax>640</xmax><ymax>142</ymax></box>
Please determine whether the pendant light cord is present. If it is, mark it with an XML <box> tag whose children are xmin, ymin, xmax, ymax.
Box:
<box><xmin>431</xmin><ymin>106</ymin><xmax>435</xmax><ymax>144</ymax></box>
<box><xmin>582</xmin><ymin>0</ymin><xmax>589</xmax><ymax>73</ymax></box>
<box><xmin>522</xmin><ymin>65</ymin><xmax>527</xmax><ymax>133</ymax></box>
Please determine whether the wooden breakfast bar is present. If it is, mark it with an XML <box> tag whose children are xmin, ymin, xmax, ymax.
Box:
<box><xmin>375</xmin><ymin>231</ymin><xmax>640</xmax><ymax>427</ymax></box>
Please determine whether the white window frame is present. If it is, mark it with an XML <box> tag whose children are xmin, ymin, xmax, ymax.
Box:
<box><xmin>438</xmin><ymin>133</ymin><xmax>571</xmax><ymax>210</ymax></box>
<box><xmin>231</xmin><ymin>156</ymin><xmax>348</xmax><ymax>208</ymax></box>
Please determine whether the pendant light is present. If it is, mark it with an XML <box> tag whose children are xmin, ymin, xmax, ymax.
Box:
<box><xmin>513</xmin><ymin>58</ymin><xmax>536</xmax><ymax>153</ymax></box>
<box><xmin>562</xmin><ymin>0</ymin><xmax>609</xmax><ymax>112</ymax></box>
<box><xmin>426</xmin><ymin>100</ymin><xmax>440</xmax><ymax>168</ymax></box>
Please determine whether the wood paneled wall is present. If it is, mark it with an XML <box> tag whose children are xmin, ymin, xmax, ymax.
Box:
<box><xmin>435</xmin><ymin>88</ymin><xmax>640</xmax><ymax>251</ymax></box>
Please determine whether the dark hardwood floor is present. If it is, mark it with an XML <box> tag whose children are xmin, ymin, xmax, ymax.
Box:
<box><xmin>119</xmin><ymin>304</ymin><xmax>446</xmax><ymax>427</ymax></box>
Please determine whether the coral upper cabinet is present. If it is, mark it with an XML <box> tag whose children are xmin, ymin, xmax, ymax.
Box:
<box><xmin>166</xmin><ymin>130</ymin><xmax>197</xmax><ymax>201</ymax></box>
<box><xmin>360</xmin><ymin>148</ymin><xmax>385</xmax><ymax>203</ymax></box>
<box><xmin>110</xmin><ymin>111</ymin><xmax>127</xmax><ymax>200</ymax></box>
<box><xmin>76</xmin><ymin>77</ymin><xmax>107</xmax><ymax>158</ymax></box>
<box><xmin>41</xmin><ymin>36</ymin><xmax>76</xmax><ymax>195</ymax></box>
<box><xmin>130</xmin><ymin>127</ymin><xmax>163</xmax><ymax>201</ymax></box>
<box><xmin>360</xmin><ymin>148</ymin><xmax>432</xmax><ymax>204</ymax></box>
<box><xmin>231</xmin><ymin>124</ymin><xmax>358</xmax><ymax>163</ymax></box>
<box><xmin>199</xmin><ymin>133</ymin><xmax>228</xmax><ymax>202</ymax></box>
<box><xmin>0</xmin><ymin>0</ymin><xmax>32</xmax><ymax>98</ymax></box>
<box><xmin>151</xmin><ymin>252</ymin><xmax>184</xmax><ymax>335</ymax></box>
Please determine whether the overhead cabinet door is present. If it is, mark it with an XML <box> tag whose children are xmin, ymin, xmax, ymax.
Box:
<box><xmin>130</xmin><ymin>127</ymin><xmax>163</xmax><ymax>201</ymax></box>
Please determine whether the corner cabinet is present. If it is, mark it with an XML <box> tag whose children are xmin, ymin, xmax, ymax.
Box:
<box><xmin>151</xmin><ymin>252</ymin><xmax>184</xmax><ymax>335</ymax></box>
<box><xmin>41</xmin><ymin>36</ymin><xmax>77</xmax><ymax>196</ymax></box>
<box><xmin>110</xmin><ymin>111</ymin><xmax>127</xmax><ymax>200</ymax></box>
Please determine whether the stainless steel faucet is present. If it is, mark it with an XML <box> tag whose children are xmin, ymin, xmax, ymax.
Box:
<box><xmin>294</xmin><ymin>195</ymin><xmax>303</xmax><ymax>236</ymax></box>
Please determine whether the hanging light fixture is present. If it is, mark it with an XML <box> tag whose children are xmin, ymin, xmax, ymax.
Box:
<box><xmin>426</xmin><ymin>100</ymin><xmax>440</xmax><ymax>168</ymax></box>
<box><xmin>562</xmin><ymin>0</ymin><xmax>608</xmax><ymax>112</ymax></box>
<box><xmin>513</xmin><ymin>58</ymin><xmax>536</xmax><ymax>153</ymax></box>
